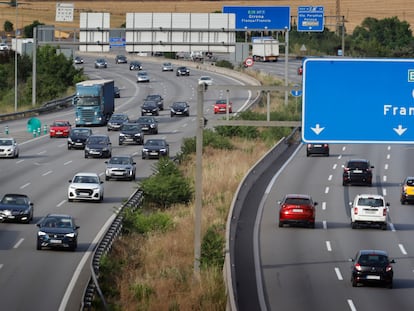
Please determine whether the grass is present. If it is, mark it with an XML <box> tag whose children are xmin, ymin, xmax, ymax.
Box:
<box><xmin>0</xmin><ymin>1</ymin><xmax>413</xmax><ymax>35</ymax></box>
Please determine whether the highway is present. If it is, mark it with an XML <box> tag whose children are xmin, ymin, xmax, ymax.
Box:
<box><xmin>0</xmin><ymin>54</ymin><xmax>254</xmax><ymax>310</ymax></box>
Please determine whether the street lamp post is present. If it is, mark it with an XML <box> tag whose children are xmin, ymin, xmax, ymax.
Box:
<box><xmin>14</xmin><ymin>0</ymin><xmax>18</xmax><ymax>112</ymax></box>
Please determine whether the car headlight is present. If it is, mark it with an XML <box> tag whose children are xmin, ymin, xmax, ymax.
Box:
<box><xmin>102</xmin><ymin>147</ymin><xmax>108</xmax><ymax>151</ymax></box>
<box><xmin>68</xmin><ymin>138</ymin><xmax>73</xmax><ymax>143</ymax></box>
<box><xmin>142</xmin><ymin>148</ymin><xmax>149</xmax><ymax>152</ymax></box>
<box><xmin>150</xmin><ymin>124</ymin><xmax>155</xmax><ymax>128</ymax></box>
<box><xmin>65</xmin><ymin>232</ymin><xmax>76</xmax><ymax>238</ymax></box>
<box><xmin>160</xmin><ymin>148</ymin><xmax>166</xmax><ymax>152</ymax></box>
<box><xmin>119</xmin><ymin>133</ymin><xmax>126</xmax><ymax>137</ymax></box>
<box><xmin>38</xmin><ymin>231</ymin><xmax>46</xmax><ymax>236</ymax></box>
<box><xmin>134</xmin><ymin>133</ymin><xmax>141</xmax><ymax>137</ymax></box>
<box><xmin>85</xmin><ymin>146</ymin><xmax>90</xmax><ymax>151</ymax></box>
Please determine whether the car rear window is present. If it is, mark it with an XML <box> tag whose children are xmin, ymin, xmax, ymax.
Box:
<box><xmin>357</xmin><ymin>198</ymin><xmax>384</xmax><ymax>207</ymax></box>
<box><xmin>347</xmin><ymin>161</ymin><xmax>368</xmax><ymax>169</ymax></box>
<box><xmin>284</xmin><ymin>198</ymin><xmax>311</xmax><ymax>205</ymax></box>
<box><xmin>358</xmin><ymin>254</ymin><xmax>388</xmax><ymax>265</ymax></box>
<box><xmin>406</xmin><ymin>179</ymin><xmax>414</xmax><ymax>186</ymax></box>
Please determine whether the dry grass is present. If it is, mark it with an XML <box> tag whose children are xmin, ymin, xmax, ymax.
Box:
<box><xmin>107</xmin><ymin>138</ymin><xmax>270</xmax><ymax>310</ymax></box>
<box><xmin>1</xmin><ymin>1</ymin><xmax>414</xmax><ymax>34</ymax></box>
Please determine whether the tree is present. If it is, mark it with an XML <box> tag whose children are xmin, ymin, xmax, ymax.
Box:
<box><xmin>23</xmin><ymin>20</ymin><xmax>45</xmax><ymax>38</ymax></box>
<box><xmin>4</xmin><ymin>20</ymin><xmax>13</xmax><ymax>32</ymax></box>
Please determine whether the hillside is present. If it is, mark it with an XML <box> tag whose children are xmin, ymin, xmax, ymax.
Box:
<box><xmin>0</xmin><ymin>1</ymin><xmax>413</xmax><ymax>35</ymax></box>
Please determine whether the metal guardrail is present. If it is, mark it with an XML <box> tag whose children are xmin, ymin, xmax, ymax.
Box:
<box><xmin>0</xmin><ymin>94</ymin><xmax>75</xmax><ymax>123</ymax></box>
<box><xmin>80</xmin><ymin>189</ymin><xmax>144</xmax><ymax>310</ymax></box>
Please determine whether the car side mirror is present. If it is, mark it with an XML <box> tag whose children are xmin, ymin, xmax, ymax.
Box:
<box><xmin>314</xmin><ymin>202</ymin><xmax>318</xmax><ymax>206</ymax></box>
<box><xmin>75</xmin><ymin>225</ymin><xmax>80</xmax><ymax>229</ymax></box>
<box><xmin>69</xmin><ymin>180</ymin><xmax>72</xmax><ymax>183</ymax></box>
<box><xmin>386</xmin><ymin>202</ymin><xmax>390</xmax><ymax>206</ymax></box>
<box><xmin>390</xmin><ymin>259</ymin><xmax>396</xmax><ymax>263</ymax></box>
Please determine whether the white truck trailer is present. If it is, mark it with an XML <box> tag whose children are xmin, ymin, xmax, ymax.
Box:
<box><xmin>251</xmin><ymin>37</ymin><xmax>280</xmax><ymax>62</ymax></box>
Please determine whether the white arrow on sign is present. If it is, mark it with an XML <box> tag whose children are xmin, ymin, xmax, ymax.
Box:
<box><xmin>311</xmin><ymin>124</ymin><xmax>325</xmax><ymax>135</ymax></box>
<box><xmin>393</xmin><ymin>125</ymin><xmax>407</xmax><ymax>136</ymax></box>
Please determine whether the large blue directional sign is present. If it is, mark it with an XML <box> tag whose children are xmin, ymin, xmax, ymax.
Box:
<box><xmin>297</xmin><ymin>6</ymin><xmax>324</xmax><ymax>32</ymax></box>
<box><xmin>302</xmin><ymin>58</ymin><xmax>414</xmax><ymax>144</ymax></box>
<box><xmin>222</xmin><ymin>6</ymin><xmax>290</xmax><ymax>30</ymax></box>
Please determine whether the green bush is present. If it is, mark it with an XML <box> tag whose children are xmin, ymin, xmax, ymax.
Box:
<box><xmin>123</xmin><ymin>209</ymin><xmax>174</xmax><ymax>235</ymax></box>
<box><xmin>200</xmin><ymin>224</ymin><xmax>225</xmax><ymax>268</ymax></box>
<box><xmin>215</xmin><ymin>59</ymin><xmax>234</xmax><ymax>69</ymax></box>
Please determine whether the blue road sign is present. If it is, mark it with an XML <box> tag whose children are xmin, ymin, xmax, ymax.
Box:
<box><xmin>109</xmin><ymin>37</ymin><xmax>126</xmax><ymax>47</ymax></box>
<box><xmin>302</xmin><ymin>58</ymin><xmax>414</xmax><ymax>144</ymax></box>
<box><xmin>222</xmin><ymin>6</ymin><xmax>290</xmax><ymax>31</ymax></box>
<box><xmin>297</xmin><ymin>6</ymin><xmax>324</xmax><ymax>32</ymax></box>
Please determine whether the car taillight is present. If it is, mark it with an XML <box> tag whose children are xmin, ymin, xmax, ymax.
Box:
<box><xmin>386</xmin><ymin>265</ymin><xmax>393</xmax><ymax>272</ymax></box>
<box><xmin>353</xmin><ymin>207</ymin><xmax>358</xmax><ymax>215</ymax></box>
<box><xmin>354</xmin><ymin>263</ymin><xmax>362</xmax><ymax>271</ymax></box>
<box><xmin>383</xmin><ymin>208</ymin><xmax>387</xmax><ymax>216</ymax></box>
<box><xmin>344</xmin><ymin>168</ymin><xmax>350</xmax><ymax>172</ymax></box>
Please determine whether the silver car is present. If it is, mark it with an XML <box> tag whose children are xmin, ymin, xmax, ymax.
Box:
<box><xmin>68</xmin><ymin>172</ymin><xmax>104</xmax><ymax>202</ymax></box>
<box><xmin>137</xmin><ymin>71</ymin><xmax>150</xmax><ymax>83</ymax></box>
<box><xmin>161</xmin><ymin>62</ymin><xmax>173</xmax><ymax>71</ymax></box>
<box><xmin>105</xmin><ymin>155</ymin><xmax>136</xmax><ymax>181</ymax></box>
<box><xmin>0</xmin><ymin>137</ymin><xmax>19</xmax><ymax>158</ymax></box>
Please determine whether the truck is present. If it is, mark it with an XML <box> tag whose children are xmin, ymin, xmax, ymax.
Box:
<box><xmin>74</xmin><ymin>79</ymin><xmax>114</xmax><ymax>127</ymax></box>
<box><xmin>251</xmin><ymin>37</ymin><xmax>279</xmax><ymax>62</ymax></box>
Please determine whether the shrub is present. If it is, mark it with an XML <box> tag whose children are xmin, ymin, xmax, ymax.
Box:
<box><xmin>123</xmin><ymin>209</ymin><xmax>174</xmax><ymax>235</ymax></box>
<box><xmin>215</xmin><ymin>59</ymin><xmax>234</xmax><ymax>69</ymax></box>
<box><xmin>200</xmin><ymin>224</ymin><xmax>225</xmax><ymax>268</ymax></box>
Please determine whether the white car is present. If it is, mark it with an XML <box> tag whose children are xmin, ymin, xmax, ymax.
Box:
<box><xmin>350</xmin><ymin>194</ymin><xmax>389</xmax><ymax>230</ymax></box>
<box><xmin>0</xmin><ymin>43</ymin><xmax>9</xmax><ymax>51</ymax></box>
<box><xmin>198</xmin><ymin>76</ymin><xmax>213</xmax><ymax>86</ymax></box>
<box><xmin>0</xmin><ymin>137</ymin><xmax>19</xmax><ymax>158</ymax></box>
<box><xmin>137</xmin><ymin>71</ymin><xmax>150</xmax><ymax>83</ymax></box>
<box><xmin>68</xmin><ymin>172</ymin><xmax>104</xmax><ymax>202</ymax></box>
<box><xmin>161</xmin><ymin>62</ymin><xmax>173</xmax><ymax>71</ymax></box>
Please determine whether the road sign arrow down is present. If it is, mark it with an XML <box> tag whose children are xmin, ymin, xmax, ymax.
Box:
<box><xmin>311</xmin><ymin>124</ymin><xmax>325</xmax><ymax>135</ymax></box>
<box><xmin>393</xmin><ymin>125</ymin><xmax>407</xmax><ymax>136</ymax></box>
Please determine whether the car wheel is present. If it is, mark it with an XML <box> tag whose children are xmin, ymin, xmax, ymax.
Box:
<box><xmin>382</xmin><ymin>223</ymin><xmax>387</xmax><ymax>230</ymax></box>
<box><xmin>68</xmin><ymin>145</ymin><xmax>71</xmax><ymax>150</ymax></box>
<box><xmin>351</xmin><ymin>277</ymin><xmax>357</xmax><ymax>287</ymax></box>
<box><xmin>306</xmin><ymin>152</ymin><xmax>310</xmax><ymax>157</ymax></box>
<box><xmin>68</xmin><ymin>198</ymin><xmax>73</xmax><ymax>202</ymax></box>
<box><xmin>119</xmin><ymin>141</ymin><xmax>123</xmax><ymax>146</ymax></box>
<box><xmin>15</xmin><ymin>152</ymin><xmax>19</xmax><ymax>158</ymax></box>
<box><xmin>387</xmin><ymin>281</ymin><xmax>393</xmax><ymax>289</ymax></box>
<box><xmin>309</xmin><ymin>222</ymin><xmax>315</xmax><ymax>229</ymax></box>
<box><xmin>105</xmin><ymin>176</ymin><xmax>110</xmax><ymax>181</ymax></box>
<box><xmin>342</xmin><ymin>181</ymin><xmax>347</xmax><ymax>186</ymax></box>
<box><xmin>84</xmin><ymin>154</ymin><xmax>88</xmax><ymax>158</ymax></box>
<box><xmin>351</xmin><ymin>222</ymin><xmax>357</xmax><ymax>229</ymax></box>
<box><xmin>278</xmin><ymin>221</ymin><xmax>283</xmax><ymax>228</ymax></box>
<box><xmin>401</xmin><ymin>198</ymin><xmax>406</xmax><ymax>204</ymax></box>
<box><xmin>36</xmin><ymin>240</ymin><xmax>41</xmax><ymax>250</ymax></box>
<box><xmin>70</xmin><ymin>241</ymin><xmax>77</xmax><ymax>252</ymax></box>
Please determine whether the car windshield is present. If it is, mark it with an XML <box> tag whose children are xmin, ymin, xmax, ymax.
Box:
<box><xmin>73</xmin><ymin>129</ymin><xmax>90</xmax><ymax>135</ymax></box>
<box><xmin>357</xmin><ymin>198</ymin><xmax>384</xmax><ymax>207</ymax></box>
<box><xmin>0</xmin><ymin>139</ymin><xmax>13</xmax><ymax>146</ymax></box>
<box><xmin>174</xmin><ymin>102</ymin><xmax>187</xmax><ymax>108</ymax></box>
<box><xmin>347</xmin><ymin>161</ymin><xmax>368</xmax><ymax>169</ymax></box>
<box><xmin>43</xmin><ymin>217</ymin><xmax>73</xmax><ymax>228</ymax></box>
<box><xmin>109</xmin><ymin>157</ymin><xmax>130</xmax><ymax>165</ymax></box>
<box><xmin>1</xmin><ymin>195</ymin><xmax>28</xmax><ymax>205</ymax></box>
<box><xmin>123</xmin><ymin>124</ymin><xmax>141</xmax><ymax>131</ymax></box>
<box><xmin>147</xmin><ymin>140</ymin><xmax>163</xmax><ymax>146</ymax></box>
<box><xmin>53</xmin><ymin>121</ymin><xmax>69</xmax><ymax>126</ymax></box>
<box><xmin>138</xmin><ymin>72</ymin><xmax>147</xmax><ymax>76</ymax></box>
<box><xmin>284</xmin><ymin>198</ymin><xmax>311</xmax><ymax>205</ymax></box>
<box><xmin>358</xmin><ymin>254</ymin><xmax>388</xmax><ymax>266</ymax></box>
<box><xmin>88</xmin><ymin>137</ymin><xmax>107</xmax><ymax>144</ymax></box>
<box><xmin>73</xmin><ymin>175</ymin><xmax>99</xmax><ymax>183</ymax></box>
<box><xmin>405</xmin><ymin>179</ymin><xmax>414</xmax><ymax>186</ymax></box>
<box><xmin>111</xmin><ymin>115</ymin><xmax>127</xmax><ymax>121</ymax></box>
<box><xmin>137</xmin><ymin>117</ymin><xmax>154</xmax><ymax>123</ymax></box>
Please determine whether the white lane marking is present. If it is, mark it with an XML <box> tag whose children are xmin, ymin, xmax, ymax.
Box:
<box><xmin>386</xmin><ymin>154</ymin><xmax>390</xmax><ymax>159</ymax></box>
<box><xmin>20</xmin><ymin>183</ymin><xmax>30</xmax><ymax>189</ymax></box>
<box><xmin>16</xmin><ymin>159</ymin><xmax>24</xmax><ymax>164</ymax></box>
<box><xmin>0</xmin><ymin>264</ymin><xmax>3</xmax><ymax>270</ymax></box>
<box><xmin>333</xmin><ymin>164</ymin><xmax>337</xmax><ymax>170</ymax></box>
<box><xmin>388</xmin><ymin>145</ymin><xmax>391</xmax><ymax>150</ymax></box>
<box><xmin>42</xmin><ymin>170</ymin><xmax>53</xmax><ymax>176</ymax></box>
<box><xmin>382</xmin><ymin>188</ymin><xmax>387</xmax><ymax>196</ymax></box>
<box><xmin>64</xmin><ymin>160</ymin><xmax>72</xmax><ymax>165</ymax></box>
<box><xmin>323</xmin><ymin>220</ymin><xmax>327</xmax><ymax>229</ymax></box>
<box><xmin>57</xmin><ymin>200</ymin><xmax>66</xmax><ymax>208</ymax></box>
<box><xmin>325</xmin><ymin>186</ymin><xmax>329</xmax><ymax>194</ymax></box>
<box><xmin>328</xmin><ymin>174</ymin><xmax>333</xmax><ymax>181</ymax></box>
<box><xmin>389</xmin><ymin>223</ymin><xmax>396</xmax><ymax>232</ymax></box>
<box><xmin>338</xmin><ymin>154</ymin><xmax>342</xmax><ymax>160</ymax></box>
<box><xmin>326</xmin><ymin>241</ymin><xmax>332</xmax><ymax>252</ymax></box>
<box><xmin>342</xmin><ymin>146</ymin><xmax>346</xmax><ymax>151</ymax></box>
<box><xmin>399</xmin><ymin>244</ymin><xmax>408</xmax><ymax>255</ymax></box>
<box><xmin>384</xmin><ymin>164</ymin><xmax>389</xmax><ymax>170</ymax></box>
<box><xmin>37</xmin><ymin>150</ymin><xmax>47</xmax><ymax>155</ymax></box>
<box><xmin>348</xmin><ymin>299</ymin><xmax>357</xmax><ymax>311</ymax></box>
<box><xmin>383</xmin><ymin>175</ymin><xmax>387</xmax><ymax>182</ymax></box>
<box><xmin>322</xmin><ymin>202</ymin><xmax>327</xmax><ymax>210</ymax></box>
<box><xmin>334</xmin><ymin>267</ymin><xmax>343</xmax><ymax>280</ymax></box>
<box><xmin>13</xmin><ymin>238</ymin><xmax>24</xmax><ymax>249</ymax></box>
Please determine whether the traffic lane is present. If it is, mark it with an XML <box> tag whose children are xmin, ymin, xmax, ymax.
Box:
<box><xmin>250</xmin><ymin>59</ymin><xmax>303</xmax><ymax>84</ymax></box>
<box><xmin>259</xmin><ymin>143</ymin><xmax>414</xmax><ymax>310</ymax></box>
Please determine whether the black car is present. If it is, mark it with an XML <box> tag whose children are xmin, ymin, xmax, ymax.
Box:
<box><xmin>129</xmin><ymin>61</ymin><xmax>142</xmax><ymax>70</ymax></box>
<box><xmin>145</xmin><ymin>94</ymin><xmax>164</xmax><ymax>110</ymax></box>
<box><xmin>342</xmin><ymin>159</ymin><xmax>374</xmax><ymax>186</ymax></box>
<box><xmin>142</xmin><ymin>139</ymin><xmax>170</xmax><ymax>159</ymax></box>
<box><xmin>306</xmin><ymin>143</ymin><xmax>329</xmax><ymax>157</ymax></box>
<box><xmin>105</xmin><ymin>155</ymin><xmax>136</xmax><ymax>181</ymax></box>
<box><xmin>135</xmin><ymin>116</ymin><xmax>158</xmax><ymax>134</ymax></box>
<box><xmin>0</xmin><ymin>193</ymin><xmax>33</xmax><ymax>223</ymax></box>
<box><xmin>141</xmin><ymin>100</ymin><xmax>160</xmax><ymax>116</ymax></box>
<box><xmin>114</xmin><ymin>86</ymin><xmax>120</xmax><ymax>98</ymax></box>
<box><xmin>170</xmin><ymin>101</ymin><xmax>190</xmax><ymax>117</ymax></box>
<box><xmin>67</xmin><ymin>127</ymin><xmax>93</xmax><ymax>150</ymax></box>
<box><xmin>350</xmin><ymin>250</ymin><xmax>395</xmax><ymax>288</ymax></box>
<box><xmin>74</xmin><ymin>56</ymin><xmax>83</xmax><ymax>64</ymax></box>
<box><xmin>107</xmin><ymin>113</ymin><xmax>129</xmax><ymax>131</ymax></box>
<box><xmin>36</xmin><ymin>214</ymin><xmax>79</xmax><ymax>251</ymax></box>
<box><xmin>84</xmin><ymin>134</ymin><xmax>112</xmax><ymax>158</ymax></box>
<box><xmin>119</xmin><ymin>122</ymin><xmax>144</xmax><ymax>145</ymax></box>
<box><xmin>115</xmin><ymin>54</ymin><xmax>127</xmax><ymax>64</ymax></box>
<box><xmin>176</xmin><ymin>66</ymin><xmax>190</xmax><ymax>76</ymax></box>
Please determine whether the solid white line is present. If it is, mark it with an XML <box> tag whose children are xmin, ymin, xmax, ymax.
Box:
<box><xmin>334</xmin><ymin>267</ymin><xmax>343</xmax><ymax>280</ymax></box>
<box><xmin>347</xmin><ymin>299</ymin><xmax>357</xmax><ymax>311</ymax></box>
<box><xmin>326</xmin><ymin>241</ymin><xmax>332</xmax><ymax>252</ymax></box>
<box><xmin>399</xmin><ymin>244</ymin><xmax>408</xmax><ymax>255</ymax></box>
<box><xmin>13</xmin><ymin>238</ymin><xmax>24</xmax><ymax>249</ymax></box>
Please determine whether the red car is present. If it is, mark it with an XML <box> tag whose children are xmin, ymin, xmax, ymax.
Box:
<box><xmin>213</xmin><ymin>99</ymin><xmax>233</xmax><ymax>114</ymax></box>
<box><xmin>297</xmin><ymin>65</ymin><xmax>303</xmax><ymax>75</ymax></box>
<box><xmin>278</xmin><ymin>194</ymin><xmax>317</xmax><ymax>228</ymax></box>
<box><xmin>50</xmin><ymin>120</ymin><xmax>71</xmax><ymax>138</ymax></box>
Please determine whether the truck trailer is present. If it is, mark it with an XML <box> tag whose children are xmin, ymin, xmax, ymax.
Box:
<box><xmin>74</xmin><ymin>79</ymin><xmax>115</xmax><ymax>127</ymax></box>
<box><xmin>251</xmin><ymin>37</ymin><xmax>279</xmax><ymax>62</ymax></box>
